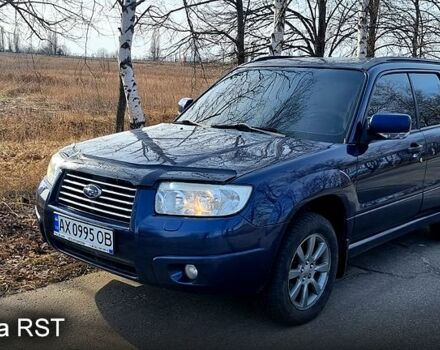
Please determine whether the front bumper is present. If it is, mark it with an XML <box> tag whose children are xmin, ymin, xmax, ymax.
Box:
<box><xmin>36</xmin><ymin>178</ymin><xmax>285</xmax><ymax>293</ymax></box>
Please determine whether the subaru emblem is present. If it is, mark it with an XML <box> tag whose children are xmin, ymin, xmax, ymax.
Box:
<box><xmin>83</xmin><ymin>184</ymin><xmax>102</xmax><ymax>199</ymax></box>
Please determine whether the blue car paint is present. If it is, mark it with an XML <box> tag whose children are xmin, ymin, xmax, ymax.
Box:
<box><xmin>36</xmin><ymin>57</ymin><xmax>440</xmax><ymax>293</ymax></box>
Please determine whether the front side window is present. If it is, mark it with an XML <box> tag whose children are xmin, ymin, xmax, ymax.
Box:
<box><xmin>178</xmin><ymin>68</ymin><xmax>365</xmax><ymax>143</ymax></box>
<box><xmin>409</xmin><ymin>73</ymin><xmax>440</xmax><ymax>128</ymax></box>
<box><xmin>367</xmin><ymin>73</ymin><xmax>417</xmax><ymax>129</ymax></box>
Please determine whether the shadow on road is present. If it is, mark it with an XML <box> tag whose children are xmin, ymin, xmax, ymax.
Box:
<box><xmin>95</xmin><ymin>228</ymin><xmax>440</xmax><ymax>350</ymax></box>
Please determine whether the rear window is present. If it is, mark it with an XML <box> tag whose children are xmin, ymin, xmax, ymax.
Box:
<box><xmin>179</xmin><ymin>68</ymin><xmax>365</xmax><ymax>143</ymax></box>
<box><xmin>409</xmin><ymin>73</ymin><xmax>440</xmax><ymax>128</ymax></box>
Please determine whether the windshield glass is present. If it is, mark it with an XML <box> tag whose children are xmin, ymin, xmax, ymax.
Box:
<box><xmin>177</xmin><ymin>68</ymin><xmax>365</xmax><ymax>143</ymax></box>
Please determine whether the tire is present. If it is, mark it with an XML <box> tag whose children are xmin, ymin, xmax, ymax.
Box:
<box><xmin>265</xmin><ymin>212</ymin><xmax>338</xmax><ymax>325</ymax></box>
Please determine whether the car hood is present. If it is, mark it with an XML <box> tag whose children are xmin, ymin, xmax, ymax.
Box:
<box><xmin>64</xmin><ymin>123</ymin><xmax>332</xmax><ymax>183</ymax></box>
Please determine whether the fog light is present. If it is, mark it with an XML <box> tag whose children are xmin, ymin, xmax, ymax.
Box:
<box><xmin>184</xmin><ymin>264</ymin><xmax>198</xmax><ymax>280</ymax></box>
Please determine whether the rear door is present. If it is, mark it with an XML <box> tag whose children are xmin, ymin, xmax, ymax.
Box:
<box><xmin>409</xmin><ymin>73</ymin><xmax>440</xmax><ymax>213</ymax></box>
<box><xmin>353</xmin><ymin>73</ymin><xmax>427</xmax><ymax>241</ymax></box>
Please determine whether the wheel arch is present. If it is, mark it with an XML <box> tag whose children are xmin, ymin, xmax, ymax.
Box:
<box><xmin>278</xmin><ymin>194</ymin><xmax>351</xmax><ymax>279</ymax></box>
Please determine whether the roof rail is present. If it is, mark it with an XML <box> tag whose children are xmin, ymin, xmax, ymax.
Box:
<box><xmin>245</xmin><ymin>55</ymin><xmax>440</xmax><ymax>70</ymax></box>
<box><xmin>380</xmin><ymin>57</ymin><xmax>440</xmax><ymax>65</ymax></box>
<box><xmin>251</xmin><ymin>56</ymin><xmax>440</xmax><ymax>64</ymax></box>
<box><xmin>250</xmin><ymin>55</ymin><xmax>296</xmax><ymax>62</ymax></box>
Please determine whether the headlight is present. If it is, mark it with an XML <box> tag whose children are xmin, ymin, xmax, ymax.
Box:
<box><xmin>46</xmin><ymin>152</ymin><xmax>64</xmax><ymax>185</ymax></box>
<box><xmin>155</xmin><ymin>182</ymin><xmax>252</xmax><ymax>217</ymax></box>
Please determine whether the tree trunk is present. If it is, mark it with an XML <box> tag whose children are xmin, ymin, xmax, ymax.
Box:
<box><xmin>357</xmin><ymin>0</ymin><xmax>369</xmax><ymax>58</ymax></box>
<box><xmin>269</xmin><ymin>0</ymin><xmax>288</xmax><ymax>55</ymax></box>
<box><xmin>236</xmin><ymin>0</ymin><xmax>246</xmax><ymax>64</ymax></box>
<box><xmin>0</xmin><ymin>27</ymin><xmax>4</xmax><ymax>52</ymax></box>
<box><xmin>118</xmin><ymin>0</ymin><xmax>146</xmax><ymax>129</ymax></box>
<box><xmin>116</xmin><ymin>77</ymin><xmax>127</xmax><ymax>132</ymax></box>
<box><xmin>315</xmin><ymin>0</ymin><xmax>327</xmax><ymax>57</ymax></box>
<box><xmin>367</xmin><ymin>0</ymin><xmax>380</xmax><ymax>57</ymax></box>
<box><xmin>412</xmin><ymin>0</ymin><xmax>420</xmax><ymax>57</ymax></box>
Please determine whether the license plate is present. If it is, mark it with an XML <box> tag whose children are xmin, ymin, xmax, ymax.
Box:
<box><xmin>53</xmin><ymin>213</ymin><xmax>114</xmax><ymax>254</ymax></box>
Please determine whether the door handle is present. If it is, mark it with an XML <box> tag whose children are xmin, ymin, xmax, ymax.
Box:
<box><xmin>408</xmin><ymin>143</ymin><xmax>423</xmax><ymax>153</ymax></box>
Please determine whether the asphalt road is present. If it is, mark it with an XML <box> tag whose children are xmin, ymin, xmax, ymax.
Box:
<box><xmin>1</xmin><ymin>227</ymin><xmax>440</xmax><ymax>350</ymax></box>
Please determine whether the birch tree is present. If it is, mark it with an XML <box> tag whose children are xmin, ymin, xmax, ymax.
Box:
<box><xmin>150</xmin><ymin>28</ymin><xmax>161</xmax><ymax>61</ymax></box>
<box><xmin>117</xmin><ymin>0</ymin><xmax>147</xmax><ymax>129</ymax></box>
<box><xmin>269</xmin><ymin>0</ymin><xmax>289</xmax><ymax>55</ymax></box>
<box><xmin>357</xmin><ymin>0</ymin><xmax>369</xmax><ymax>58</ymax></box>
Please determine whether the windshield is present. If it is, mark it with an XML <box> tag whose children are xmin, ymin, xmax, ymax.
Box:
<box><xmin>177</xmin><ymin>68</ymin><xmax>365</xmax><ymax>143</ymax></box>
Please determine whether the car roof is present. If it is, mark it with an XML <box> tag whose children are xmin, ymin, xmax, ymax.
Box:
<box><xmin>244</xmin><ymin>56</ymin><xmax>440</xmax><ymax>71</ymax></box>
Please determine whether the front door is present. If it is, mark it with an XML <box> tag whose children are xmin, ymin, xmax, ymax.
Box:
<box><xmin>353</xmin><ymin>73</ymin><xmax>426</xmax><ymax>242</ymax></box>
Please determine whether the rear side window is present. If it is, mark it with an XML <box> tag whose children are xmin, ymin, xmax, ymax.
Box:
<box><xmin>409</xmin><ymin>73</ymin><xmax>440</xmax><ymax>128</ymax></box>
<box><xmin>368</xmin><ymin>73</ymin><xmax>417</xmax><ymax>129</ymax></box>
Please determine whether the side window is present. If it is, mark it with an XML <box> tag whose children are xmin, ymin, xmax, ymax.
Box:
<box><xmin>409</xmin><ymin>73</ymin><xmax>440</xmax><ymax>128</ymax></box>
<box><xmin>368</xmin><ymin>73</ymin><xmax>417</xmax><ymax>129</ymax></box>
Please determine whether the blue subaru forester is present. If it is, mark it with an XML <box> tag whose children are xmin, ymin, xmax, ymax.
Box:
<box><xmin>36</xmin><ymin>57</ymin><xmax>440</xmax><ymax>325</ymax></box>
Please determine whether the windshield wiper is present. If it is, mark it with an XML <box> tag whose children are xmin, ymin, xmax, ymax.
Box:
<box><xmin>210</xmin><ymin>123</ymin><xmax>285</xmax><ymax>137</ymax></box>
<box><xmin>174</xmin><ymin>119</ymin><xmax>205</xmax><ymax>127</ymax></box>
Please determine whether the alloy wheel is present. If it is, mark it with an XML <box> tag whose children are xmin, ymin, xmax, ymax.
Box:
<box><xmin>287</xmin><ymin>233</ymin><xmax>331</xmax><ymax>310</ymax></box>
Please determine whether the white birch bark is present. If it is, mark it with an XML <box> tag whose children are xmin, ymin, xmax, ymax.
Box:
<box><xmin>357</xmin><ymin>0</ymin><xmax>369</xmax><ymax>58</ymax></box>
<box><xmin>118</xmin><ymin>0</ymin><xmax>146</xmax><ymax>128</ymax></box>
<box><xmin>269</xmin><ymin>0</ymin><xmax>288</xmax><ymax>55</ymax></box>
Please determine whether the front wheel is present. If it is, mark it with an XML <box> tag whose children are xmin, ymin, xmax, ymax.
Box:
<box><xmin>265</xmin><ymin>212</ymin><xmax>338</xmax><ymax>325</ymax></box>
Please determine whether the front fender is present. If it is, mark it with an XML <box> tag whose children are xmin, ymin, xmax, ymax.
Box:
<box><xmin>239</xmin><ymin>169</ymin><xmax>357</xmax><ymax>227</ymax></box>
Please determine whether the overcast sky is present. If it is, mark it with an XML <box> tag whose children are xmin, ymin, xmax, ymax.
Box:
<box><xmin>62</xmin><ymin>17</ymin><xmax>149</xmax><ymax>58</ymax></box>
<box><xmin>62</xmin><ymin>0</ymin><xmax>182</xmax><ymax>58</ymax></box>
<box><xmin>1</xmin><ymin>0</ymin><xmax>182</xmax><ymax>59</ymax></box>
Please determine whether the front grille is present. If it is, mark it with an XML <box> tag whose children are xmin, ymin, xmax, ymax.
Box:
<box><xmin>57</xmin><ymin>171</ymin><xmax>136</xmax><ymax>225</ymax></box>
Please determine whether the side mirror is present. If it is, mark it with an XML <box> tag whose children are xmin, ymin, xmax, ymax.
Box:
<box><xmin>178</xmin><ymin>98</ymin><xmax>193</xmax><ymax>114</ymax></box>
<box><xmin>367</xmin><ymin>113</ymin><xmax>412</xmax><ymax>140</ymax></box>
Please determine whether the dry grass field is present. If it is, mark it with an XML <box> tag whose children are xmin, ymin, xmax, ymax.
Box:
<box><xmin>0</xmin><ymin>53</ymin><xmax>226</xmax><ymax>296</ymax></box>
<box><xmin>0</xmin><ymin>53</ymin><xmax>226</xmax><ymax>197</ymax></box>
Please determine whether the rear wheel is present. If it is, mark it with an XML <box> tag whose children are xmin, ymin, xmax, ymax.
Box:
<box><xmin>265</xmin><ymin>212</ymin><xmax>338</xmax><ymax>325</ymax></box>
